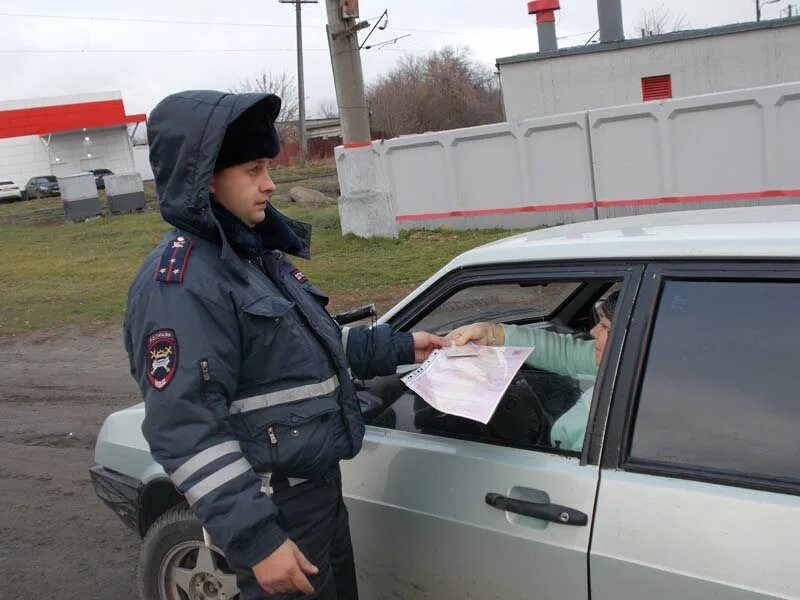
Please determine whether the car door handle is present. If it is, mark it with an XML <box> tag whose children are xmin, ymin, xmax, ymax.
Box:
<box><xmin>485</xmin><ymin>492</ymin><xmax>588</xmax><ymax>526</ymax></box>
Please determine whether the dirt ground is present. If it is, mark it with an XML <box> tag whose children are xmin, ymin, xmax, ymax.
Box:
<box><xmin>0</xmin><ymin>287</ymin><xmax>414</xmax><ymax>599</ymax></box>
<box><xmin>0</xmin><ymin>325</ymin><xmax>142</xmax><ymax>599</ymax></box>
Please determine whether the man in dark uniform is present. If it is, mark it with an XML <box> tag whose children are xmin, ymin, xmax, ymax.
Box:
<box><xmin>123</xmin><ymin>90</ymin><xmax>445</xmax><ymax>598</ymax></box>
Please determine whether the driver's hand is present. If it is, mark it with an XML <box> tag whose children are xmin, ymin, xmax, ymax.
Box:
<box><xmin>445</xmin><ymin>322</ymin><xmax>503</xmax><ymax>346</ymax></box>
<box><xmin>252</xmin><ymin>539</ymin><xmax>318</xmax><ymax>596</ymax></box>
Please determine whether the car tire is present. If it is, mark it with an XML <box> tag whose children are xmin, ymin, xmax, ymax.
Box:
<box><xmin>138</xmin><ymin>505</ymin><xmax>241</xmax><ymax>600</ymax></box>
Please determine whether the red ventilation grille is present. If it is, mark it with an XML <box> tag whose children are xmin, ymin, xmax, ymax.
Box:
<box><xmin>642</xmin><ymin>75</ymin><xmax>672</xmax><ymax>101</ymax></box>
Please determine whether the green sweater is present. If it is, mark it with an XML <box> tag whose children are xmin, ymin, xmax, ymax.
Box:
<box><xmin>501</xmin><ymin>325</ymin><xmax>598</xmax><ymax>452</ymax></box>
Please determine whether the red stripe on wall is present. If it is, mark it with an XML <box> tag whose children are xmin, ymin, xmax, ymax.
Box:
<box><xmin>396</xmin><ymin>201</ymin><xmax>595</xmax><ymax>221</ymax></box>
<box><xmin>343</xmin><ymin>141</ymin><xmax>373</xmax><ymax>149</ymax></box>
<box><xmin>396</xmin><ymin>189</ymin><xmax>800</xmax><ymax>221</ymax></box>
<box><xmin>0</xmin><ymin>100</ymin><xmax>146</xmax><ymax>139</ymax></box>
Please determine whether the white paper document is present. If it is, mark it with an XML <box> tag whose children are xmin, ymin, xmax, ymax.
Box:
<box><xmin>401</xmin><ymin>344</ymin><xmax>534</xmax><ymax>424</ymax></box>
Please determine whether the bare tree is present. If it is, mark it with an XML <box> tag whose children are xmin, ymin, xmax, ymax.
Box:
<box><xmin>229</xmin><ymin>70</ymin><xmax>299</xmax><ymax>141</ymax></box>
<box><xmin>634</xmin><ymin>3</ymin><xmax>689</xmax><ymax>37</ymax></box>
<box><xmin>316</xmin><ymin>98</ymin><xmax>339</xmax><ymax>119</ymax></box>
<box><xmin>367</xmin><ymin>46</ymin><xmax>502</xmax><ymax>139</ymax></box>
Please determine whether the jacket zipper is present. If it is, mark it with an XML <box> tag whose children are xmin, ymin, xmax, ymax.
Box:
<box><xmin>267</xmin><ymin>426</ymin><xmax>279</xmax><ymax>468</ymax></box>
<box><xmin>199</xmin><ymin>359</ymin><xmax>211</xmax><ymax>402</ymax></box>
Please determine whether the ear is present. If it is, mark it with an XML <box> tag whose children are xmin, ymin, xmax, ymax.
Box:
<box><xmin>209</xmin><ymin>173</ymin><xmax>217</xmax><ymax>195</ymax></box>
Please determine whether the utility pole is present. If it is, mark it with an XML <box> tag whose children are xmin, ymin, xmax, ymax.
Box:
<box><xmin>325</xmin><ymin>0</ymin><xmax>371</xmax><ymax>147</ymax></box>
<box><xmin>279</xmin><ymin>0</ymin><xmax>317</xmax><ymax>166</ymax></box>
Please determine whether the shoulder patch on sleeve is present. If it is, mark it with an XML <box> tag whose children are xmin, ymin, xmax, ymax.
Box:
<box><xmin>146</xmin><ymin>329</ymin><xmax>178</xmax><ymax>390</ymax></box>
<box><xmin>290</xmin><ymin>268</ymin><xmax>308</xmax><ymax>284</ymax></box>
<box><xmin>155</xmin><ymin>235</ymin><xmax>193</xmax><ymax>284</ymax></box>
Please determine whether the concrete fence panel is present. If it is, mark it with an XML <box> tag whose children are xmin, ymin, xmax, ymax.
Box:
<box><xmin>384</xmin><ymin>140</ymin><xmax>449</xmax><ymax>217</ymax></box>
<box><xmin>58</xmin><ymin>173</ymin><xmax>101</xmax><ymax>221</ymax></box>
<box><xmin>669</xmin><ymin>100</ymin><xmax>765</xmax><ymax>196</ymax></box>
<box><xmin>590</xmin><ymin>108</ymin><xmax>664</xmax><ymax>218</ymax></box>
<box><xmin>775</xmin><ymin>91</ymin><xmax>800</xmax><ymax>190</ymax></box>
<box><xmin>106</xmin><ymin>172</ymin><xmax>145</xmax><ymax>213</ymax></box>
<box><xmin>521</xmin><ymin>118</ymin><xmax>593</xmax><ymax>207</ymax></box>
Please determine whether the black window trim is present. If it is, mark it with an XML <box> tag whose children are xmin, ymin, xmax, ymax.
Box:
<box><xmin>383</xmin><ymin>260</ymin><xmax>646</xmax><ymax>466</ymax></box>
<box><xmin>602</xmin><ymin>260</ymin><xmax>800</xmax><ymax>497</ymax></box>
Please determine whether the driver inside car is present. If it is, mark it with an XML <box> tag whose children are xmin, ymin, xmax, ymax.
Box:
<box><xmin>445</xmin><ymin>291</ymin><xmax>619</xmax><ymax>451</ymax></box>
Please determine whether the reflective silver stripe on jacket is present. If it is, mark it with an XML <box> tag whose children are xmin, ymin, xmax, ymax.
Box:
<box><xmin>341</xmin><ymin>326</ymin><xmax>351</xmax><ymax>352</ymax></box>
<box><xmin>229</xmin><ymin>375</ymin><xmax>339</xmax><ymax>415</ymax></box>
<box><xmin>170</xmin><ymin>441</ymin><xmax>242</xmax><ymax>488</ymax></box>
<box><xmin>184</xmin><ymin>457</ymin><xmax>250</xmax><ymax>506</ymax></box>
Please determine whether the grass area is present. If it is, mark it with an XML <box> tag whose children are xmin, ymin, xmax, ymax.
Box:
<box><xmin>0</xmin><ymin>192</ymin><xmax>519</xmax><ymax>331</ymax></box>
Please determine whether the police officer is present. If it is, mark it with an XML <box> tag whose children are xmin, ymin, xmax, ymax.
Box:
<box><xmin>123</xmin><ymin>90</ymin><xmax>445</xmax><ymax>599</ymax></box>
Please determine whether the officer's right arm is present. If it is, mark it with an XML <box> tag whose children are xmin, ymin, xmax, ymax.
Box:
<box><xmin>125</xmin><ymin>286</ymin><xmax>288</xmax><ymax>571</ymax></box>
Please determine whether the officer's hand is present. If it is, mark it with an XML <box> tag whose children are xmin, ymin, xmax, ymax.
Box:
<box><xmin>252</xmin><ymin>539</ymin><xmax>318</xmax><ymax>596</ymax></box>
<box><xmin>445</xmin><ymin>322</ymin><xmax>504</xmax><ymax>347</ymax></box>
<box><xmin>412</xmin><ymin>331</ymin><xmax>448</xmax><ymax>362</ymax></box>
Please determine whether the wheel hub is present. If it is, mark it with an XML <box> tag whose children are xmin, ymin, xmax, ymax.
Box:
<box><xmin>191</xmin><ymin>572</ymin><xmax>222</xmax><ymax>599</ymax></box>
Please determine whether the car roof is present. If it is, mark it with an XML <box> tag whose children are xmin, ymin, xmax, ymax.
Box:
<box><xmin>380</xmin><ymin>205</ymin><xmax>800</xmax><ymax>322</ymax></box>
<box><xmin>454</xmin><ymin>204</ymin><xmax>800</xmax><ymax>266</ymax></box>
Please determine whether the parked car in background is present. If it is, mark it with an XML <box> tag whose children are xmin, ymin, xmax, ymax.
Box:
<box><xmin>89</xmin><ymin>168</ymin><xmax>114</xmax><ymax>189</ymax></box>
<box><xmin>90</xmin><ymin>205</ymin><xmax>800</xmax><ymax>600</ymax></box>
<box><xmin>24</xmin><ymin>175</ymin><xmax>59</xmax><ymax>199</ymax></box>
<box><xmin>0</xmin><ymin>180</ymin><xmax>22</xmax><ymax>202</ymax></box>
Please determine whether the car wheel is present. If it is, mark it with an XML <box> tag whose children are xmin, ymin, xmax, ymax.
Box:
<box><xmin>138</xmin><ymin>506</ymin><xmax>240</xmax><ymax>600</ymax></box>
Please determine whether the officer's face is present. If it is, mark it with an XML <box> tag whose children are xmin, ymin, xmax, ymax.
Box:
<box><xmin>210</xmin><ymin>158</ymin><xmax>276</xmax><ymax>227</ymax></box>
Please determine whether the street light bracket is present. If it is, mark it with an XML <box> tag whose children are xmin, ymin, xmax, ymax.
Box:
<box><xmin>331</xmin><ymin>19</ymin><xmax>370</xmax><ymax>39</ymax></box>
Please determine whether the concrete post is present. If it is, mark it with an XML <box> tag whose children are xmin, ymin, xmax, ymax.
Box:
<box><xmin>326</xmin><ymin>0</ymin><xmax>397</xmax><ymax>237</ymax></box>
<box><xmin>325</xmin><ymin>0</ymin><xmax>370</xmax><ymax>145</ymax></box>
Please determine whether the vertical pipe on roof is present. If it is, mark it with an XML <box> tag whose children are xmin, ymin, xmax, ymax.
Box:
<box><xmin>527</xmin><ymin>1</ymin><xmax>560</xmax><ymax>52</ymax></box>
<box><xmin>597</xmin><ymin>0</ymin><xmax>624</xmax><ymax>42</ymax></box>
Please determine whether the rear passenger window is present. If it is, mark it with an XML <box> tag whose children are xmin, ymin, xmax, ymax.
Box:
<box><xmin>630</xmin><ymin>280</ymin><xmax>800</xmax><ymax>485</ymax></box>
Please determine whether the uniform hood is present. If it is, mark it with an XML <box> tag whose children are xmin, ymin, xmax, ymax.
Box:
<box><xmin>147</xmin><ymin>90</ymin><xmax>311</xmax><ymax>265</ymax></box>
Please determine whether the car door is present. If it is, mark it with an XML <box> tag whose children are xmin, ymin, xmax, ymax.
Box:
<box><xmin>592</xmin><ymin>262</ymin><xmax>800</xmax><ymax>600</ymax></box>
<box><xmin>341</xmin><ymin>263</ymin><xmax>643</xmax><ymax>600</ymax></box>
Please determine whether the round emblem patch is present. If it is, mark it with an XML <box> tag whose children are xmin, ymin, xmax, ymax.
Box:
<box><xmin>146</xmin><ymin>329</ymin><xmax>178</xmax><ymax>390</ymax></box>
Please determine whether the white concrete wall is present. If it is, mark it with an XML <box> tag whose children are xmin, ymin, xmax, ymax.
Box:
<box><xmin>500</xmin><ymin>22</ymin><xmax>800</xmax><ymax>121</ymax></box>
<box><xmin>49</xmin><ymin>127</ymin><xmax>135</xmax><ymax>177</ymax></box>
<box><xmin>335</xmin><ymin>81</ymin><xmax>800</xmax><ymax>235</ymax></box>
<box><xmin>0</xmin><ymin>136</ymin><xmax>52</xmax><ymax>188</ymax></box>
<box><xmin>0</xmin><ymin>126</ymin><xmax>136</xmax><ymax>187</ymax></box>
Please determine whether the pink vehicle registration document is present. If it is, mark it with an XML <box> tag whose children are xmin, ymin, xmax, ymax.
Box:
<box><xmin>401</xmin><ymin>345</ymin><xmax>534</xmax><ymax>424</ymax></box>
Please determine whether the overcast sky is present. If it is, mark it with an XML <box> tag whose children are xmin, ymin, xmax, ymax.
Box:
<box><xmin>0</xmin><ymin>0</ymin><xmax>789</xmax><ymax>117</ymax></box>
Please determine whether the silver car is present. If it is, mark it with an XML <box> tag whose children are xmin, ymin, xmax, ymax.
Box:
<box><xmin>91</xmin><ymin>205</ymin><xmax>800</xmax><ymax>600</ymax></box>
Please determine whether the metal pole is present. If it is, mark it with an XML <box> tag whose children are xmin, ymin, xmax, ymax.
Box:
<box><xmin>295</xmin><ymin>0</ymin><xmax>307</xmax><ymax>166</ymax></box>
<box><xmin>325</xmin><ymin>0</ymin><xmax>371</xmax><ymax>146</ymax></box>
<box><xmin>537</xmin><ymin>21</ymin><xmax>558</xmax><ymax>51</ymax></box>
<box><xmin>596</xmin><ymin>0</ymin><xmax>625</xmax><ymax>42</ymax></box>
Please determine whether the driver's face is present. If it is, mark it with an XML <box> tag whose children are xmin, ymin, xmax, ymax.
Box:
<box><xmin>590</xmin><ymin>317</ymin><xmax>612</xmax><ymax>366</ymax></box>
